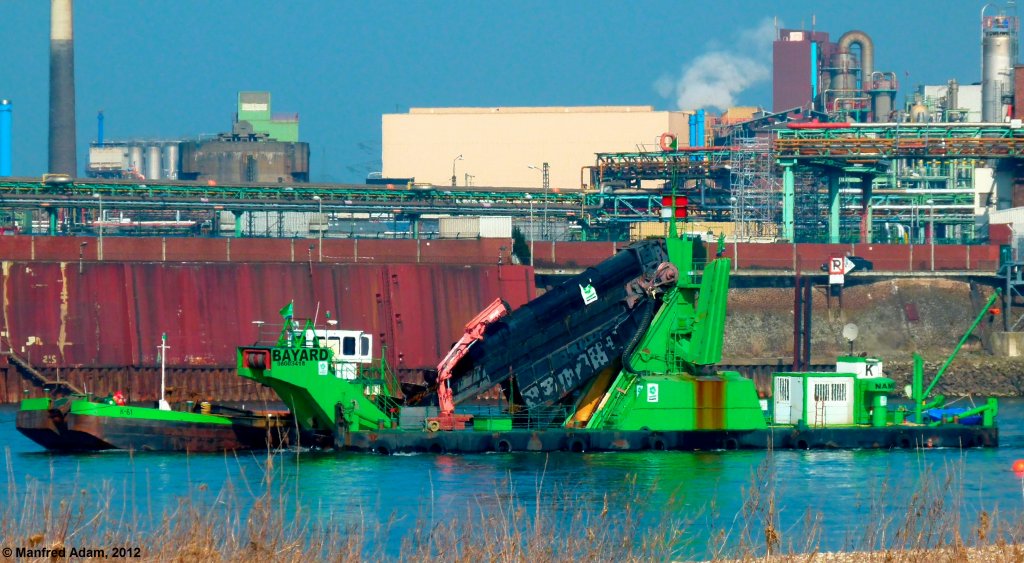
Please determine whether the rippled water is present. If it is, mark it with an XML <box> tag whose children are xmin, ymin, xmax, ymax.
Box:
<box><xmin>3</xmin><ymin>399</ymin><xmax>1024</xmax><ymax>558</ymax></box>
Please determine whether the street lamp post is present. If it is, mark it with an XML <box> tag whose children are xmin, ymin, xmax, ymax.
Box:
<box><xmin>525</xmin><ymin>193</ymin><xmax>534</xmax><ymax>266</ymax></box>
<box><xmin>451</xmin><ymin>154</ymin><xmax>463</xmax><ymax>187</ymax></box>
<box><xmin>528</xmin><ymin>163</ymin><xmax>549</xmax><ymax>238</ymax></box>
<box><xmin>729</xmin><ymin>196</ymin><xmax>738</xmax><ymax>271</ymax></box>
<box><xmin>927</xmin><ymin>198</ymin><xmax>935</xmax><ymax>272</ymax></box>
<box><xmin>312</xmin><ymin>195</ymin><xmax>323</xmax><ymax>261</ymax></box>
<box><xmin>92</xmin><ymin>193</ymin><xmax>103</xmax><ymax>260</ymax></box>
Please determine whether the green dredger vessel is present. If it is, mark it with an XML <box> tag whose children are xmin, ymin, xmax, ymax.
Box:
<box><xmin>237</xmin><ymin>234</ymin><xmax>997</xmax><ymax>454</ymax></box>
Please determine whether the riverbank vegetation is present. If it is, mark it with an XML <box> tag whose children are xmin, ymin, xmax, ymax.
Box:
<box><xmin>2</xmin><ymin>447</ymin><xmax>1023</xmax><ymax>561</ymax></box>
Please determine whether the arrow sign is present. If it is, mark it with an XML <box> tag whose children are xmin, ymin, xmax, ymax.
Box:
<box><xmin>843</xmin><ymin>256</ymin><xmax>856</xmax><ymax>274</ymax></box>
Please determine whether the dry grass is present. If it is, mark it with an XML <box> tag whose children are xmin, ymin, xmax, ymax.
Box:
<box><xmin>1</xmin><ymin>446</ymin><xmax>1023</xmax><ymax>562</ymax></box>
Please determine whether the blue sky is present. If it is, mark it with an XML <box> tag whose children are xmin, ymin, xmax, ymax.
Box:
<box><xmin>0</xmin><ymin>1</ymin><xmax>1002</xmax><ymax>182</ymax></box>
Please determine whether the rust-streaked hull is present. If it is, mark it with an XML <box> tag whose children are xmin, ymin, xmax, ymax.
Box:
<box><xmin>16</xmin><ymin>406</ymin><xmax>294</xmax><ymax>453</ymax></box>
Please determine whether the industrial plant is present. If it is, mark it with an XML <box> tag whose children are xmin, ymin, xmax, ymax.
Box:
<box><xmin>85</xmin><ymin>92</ymin><xmax>308</xmax><ymax>184</ymax></box>
<box><xmin>2</xmin><ymin>0</ymin><xmax>1024</xmax><ymax>405</ymax></box>
<box><xmin>0</xmin><ymin>3</ymin><xmax>1022</xmax><ymax>246</ymax></box>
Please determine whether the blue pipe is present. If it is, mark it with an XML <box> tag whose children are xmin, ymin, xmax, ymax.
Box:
<box><xmin>0</xmin><ymin>99</ymin><xmax>11</xmax><ymax>176</ymax></box>
<box><xmin>696</xmin><ymin>109</ymin><xmax>705</xmax><ymax>148</ymax></box>
<box><xmin>810</xmin><ymin>42</ymin><xmax>818</xmax><ymax>99</ymax></box>
<box><xmin>688</xmin><ymin>113</ymin><xmax>696</xmax><ymax>147</ymax></box>
<box><xmin>97</xmin><ymin>110</ymin><xmax>104</xmax><ymax>144</ymax></box>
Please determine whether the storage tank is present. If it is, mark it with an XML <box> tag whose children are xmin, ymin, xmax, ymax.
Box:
<box><xmin>827</xmin><ymin>52</ymin><xmax>858</xmax><ymax>112</ymax></box>
<box><xmin>145</xmin><ymin>145</ymin><xmax>161</xmax><ymax>180</ymax></box>
<box><xmin>868</xmin><ymin>72</ymin><xmax>897</xmax><ymax>122</ymax></box>
<box><xmin>128</xmin><ymin>145</ymin><xmax>144</xmax><ymax>175</ymax></box>
<box><xmin>162</xmin><ymin>143</ymin><xmax>179</xmax><ymax>179</ymax></box>
<box><xmin>982</xmin><ymin>11</ymin><xmax>1018</xmax><ymax>122</ymax></box>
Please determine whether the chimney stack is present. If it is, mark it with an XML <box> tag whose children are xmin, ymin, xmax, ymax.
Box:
<box><xmin>48</xmin><ymin>0</ymin><xmax>77</xmax><ymax>176</ymax></box>
<box><xmin>0</xmin><ymin>100</ymin><xmax>11</xmax><ymax>176</ymax></box>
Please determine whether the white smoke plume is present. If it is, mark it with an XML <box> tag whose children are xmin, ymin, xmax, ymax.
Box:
<box><xmin>655</xmin><ymin>18</ymin><xmax>776</xmax><ymax>111</ymax></box>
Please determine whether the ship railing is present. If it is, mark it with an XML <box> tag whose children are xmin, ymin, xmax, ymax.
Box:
<box><xmin>457</xmin><ymin>404</ymin><xmax>572</xmax><ymax>430</ymax></box>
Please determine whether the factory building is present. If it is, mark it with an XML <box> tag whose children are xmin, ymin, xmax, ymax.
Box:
<box><xmin>236</xmin><ymin>91</ymin><xmax>299</xmax><ymax>142</ymax></box>
<box><xmin>382</xmin><ymin>106</ymin><xmax>691</xmax><ymax>190</ymax></box>
<box><xmin>915</xmin><ymin>82</ymin><xmax>981</xmax><ymax>123</ymax></box>
<box><xmin>86</xmin><ymin>91</ymin><xmax>309</xmax><ymax>184</ymax></box>
<box><xmin>772</xmin><ymin>28</ymin><xmax>897</xmax><ymax>122</ymax></box>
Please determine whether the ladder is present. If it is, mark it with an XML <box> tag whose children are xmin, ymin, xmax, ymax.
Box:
<box><xmin>4</xmin><ymin>351</ymin><xmax>84</xmax><ymax>395</ymax></box>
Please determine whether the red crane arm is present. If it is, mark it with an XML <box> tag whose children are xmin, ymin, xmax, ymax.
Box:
<box><xmin>436</xmin><ymin>297</ymin><xmax>510</xmax><ymax>415</ymax></box>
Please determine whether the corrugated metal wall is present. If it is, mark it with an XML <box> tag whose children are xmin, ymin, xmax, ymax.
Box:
<box><xmin>1</xmin><ymin>259</ymin><xmax>534</xmax><ymax>402</ymax></box>
<box><xmin>0</xmin><ymin>235</ymin><xmax>1004</xmax><ymax>402</ymax></box>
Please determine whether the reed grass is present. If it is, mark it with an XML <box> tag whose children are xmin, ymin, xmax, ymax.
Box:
<box><xmin>1</xmin><ymin>446</ymin><xmax>1023</xmax><ymax>562</ymax></box>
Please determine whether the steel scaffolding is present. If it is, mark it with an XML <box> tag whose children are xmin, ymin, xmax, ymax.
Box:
<box><xmin>728</xmin><ymin>130</ymin><xmax>779</xmax><ymax>240</ymax></box>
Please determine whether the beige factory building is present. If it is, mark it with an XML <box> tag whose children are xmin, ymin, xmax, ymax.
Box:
<box><xmin>382</xmin><ymin>106</ymin><xmax>691</xmax><ymax>191</ymax></box>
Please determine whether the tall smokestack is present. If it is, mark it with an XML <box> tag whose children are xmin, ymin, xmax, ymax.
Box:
<box><xmin>48</xmin><ymin>0</ymin><xmax>77</xmax><ymax>176</ymax></box>
<box><xmin>0</xmin><ymin>100</ymin><xmax>11</xmax><ymax>176</ymax></box>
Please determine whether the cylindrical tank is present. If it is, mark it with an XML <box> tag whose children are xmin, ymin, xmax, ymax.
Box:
<box><xmin>162</xmin><ymin>144</ymin><xmax>179</xmax><ymax>180</ymax></box>
<box><xmin>982</xmin><ymin>14</ymin><xmax>1016</xmax><ymax>122</ymax></box>
<box><xmin>128</xmin><ymin>145</ymin><xmax>144</xmax><ymax>174</ymax></box>
<box><xmin>828</xmin><ymin>52</ymin><xmax>858</xmax><ymax>111</ymax></box>
<box><xmin>869</xmin><ymin>72</ymin><xmax>897</xmax><ymax>122</ymax></box>
<box><xmin>872</xmin><ymin>91</ymin><xmax>894</xmax><ymax>123</ymax></box>
<box><xmin>145</xmin><ymin>145</ymin><xmax>161</xmax><ymax>180</ymax></box>
<box><xmin>0</xmin><ymin>99</ymin><xmax>11</xmax><ymax>176</ymax></box>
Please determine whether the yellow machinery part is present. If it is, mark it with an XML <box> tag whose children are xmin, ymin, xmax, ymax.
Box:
<box><xmin>571</xmin><ymin>364</ymin><xmax>619</xmax><ymax>425</ymax></box>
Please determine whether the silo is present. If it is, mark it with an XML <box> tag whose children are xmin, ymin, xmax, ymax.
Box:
<box><xmin>982</xmin><ymin>12</ymin><xmax>1017</xmax><ymax>122</ymax></box>
<box><xmin>145</xmin><ymin>145</ymin><xmax>161</xmax><ymax>180</ymax></box>
<box><xmin>128</xmin><ymin>145</ymin><xmax>144</xmax><ymax>175</ymax></box>
<box><xmin>162</xmin><ymin>144</ymin><xmax>179</xmax><ymax>179</ymax></box>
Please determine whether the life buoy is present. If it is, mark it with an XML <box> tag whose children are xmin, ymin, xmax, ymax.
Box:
<box><xmin>659</xmin><ymin>132</ymin><xmax>677</xmax><ymax>152</ymax></box>
<box><xmin>426</xmin><ymin>419</ymin><xmax>441</xmax><ymax>432</ymax></box>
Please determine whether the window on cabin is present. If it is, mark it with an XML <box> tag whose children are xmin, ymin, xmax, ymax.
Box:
<box><xmin>360</xmin><ymin>335</ymin><xmax>371</xmax><ymax>357</ymax></box>
<box><xmin>831</xmin><ymin>383</ymin><xmax>847</xmax><ymax>402</ymax></box>
<box><xmin>343</xmin><ymin>336</ymin><xmax>357</xmax><ymax>356</ymax></box>
<box><xmin>777</xmin><ymin>378</ymin><xmax>790</xmax><ymax>402</ymax></box>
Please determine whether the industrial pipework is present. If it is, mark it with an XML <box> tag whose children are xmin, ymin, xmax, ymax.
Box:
<box><xmin>838</xmin><ymin>30</ymin><xmax>874</xmax><ymax>81</ymax></box>
<box><xmin>821</xmin><ymin>30</ymin><xmax>882</xmax><ymax>121</ymax></box>
<box><xmin>0</xmin><ymin>100</ymin><xmax>11</xmax><ymax>176</ymax></box>
<box><xmin>49</xmin><ymin>0</ymin><xmax>77</xmax><ymax>177</ymax></box>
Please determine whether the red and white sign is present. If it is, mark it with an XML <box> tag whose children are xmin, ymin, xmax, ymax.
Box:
<box><xmin>828</xmin><ymin>256</ymin><xmax>855</xmax><ymax>285</ymax></box>
<box><xmin>660</xmin><ymin>195</ymin><xmax>688</xmax><ymax>218</ymax></box>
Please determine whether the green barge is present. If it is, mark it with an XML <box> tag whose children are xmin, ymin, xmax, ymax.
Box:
<box><xmin>236</xmin><ymin>233</ymin><xmax>998</xmax><ymax>454</ymax></box>
<box><xmin>16</xmin><ymin>395</ymin><xmax>292</xmax><ymax>452</ymax></box>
